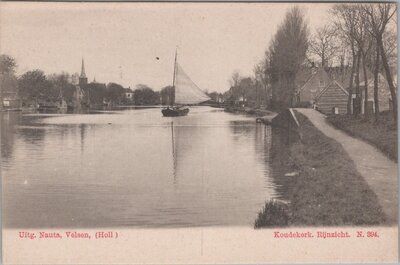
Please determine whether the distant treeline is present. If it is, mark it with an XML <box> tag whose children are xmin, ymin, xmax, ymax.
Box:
<box><xmin>0</xmin><ymin>55</ymin><xmax>221</xmax><ymax>107</ymax></box>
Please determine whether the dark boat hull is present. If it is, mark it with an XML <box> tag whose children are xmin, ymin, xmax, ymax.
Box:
<box><xmin>162</xmin><ymin>107</ymin><xmax>189</xmax><ymax>117</ymax></box>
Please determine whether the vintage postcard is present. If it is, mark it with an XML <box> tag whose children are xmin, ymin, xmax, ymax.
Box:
<box><xmin>0</xmin><ymin>1</ymin><xmax>398</xmax><ymax>264</ymax></box>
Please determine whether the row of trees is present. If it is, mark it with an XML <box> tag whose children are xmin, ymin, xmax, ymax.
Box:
<box><xmin>0</xmin><ymin>54</ymin><xmax>180</xmax><ymax>107</ymax></box>
<box><xmin>16</xmin><ymin>69</ymin><xmax>130</xmax><ymax>106</ymax></box>
<box><xmin>226</xmin><ymin>3</ymin><xmax>397</xmax><ymax>121</ymax></box>
<box><xmin>225</xmin><ymin>72</ymin><xmax>268</xmax><ymax>107</ymax></box>
<box><xmin>330</xmin><ymin>3</ymin><xmax>397</xmax><ymax>121</ymax></box>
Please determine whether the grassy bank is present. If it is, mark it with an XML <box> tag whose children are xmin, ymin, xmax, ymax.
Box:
<box><xmin>255</xmin><ymin>112</ymin><xmax>386</xmax><ymax>227</ymax></box>
<box><xmin>326</xmin><ymin>111</ymin><xmax>397</xmax><ymax>161</ymax></box>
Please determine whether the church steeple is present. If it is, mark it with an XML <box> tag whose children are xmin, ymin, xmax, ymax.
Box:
<box><xmin>79</xmin><ymin>58</ymin><xmax>88</xmax><ymax>87</ymax></box>
<box><xmin>80</xmin><ymin>58</ymin><xmax>86</xmax><ymax>78</ymax></box>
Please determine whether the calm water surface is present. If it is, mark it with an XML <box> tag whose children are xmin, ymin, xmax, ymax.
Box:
<box><xmin>2</xmin><ymin>107</ymin><xmax>281</xmax><ymax>228</ymax></box>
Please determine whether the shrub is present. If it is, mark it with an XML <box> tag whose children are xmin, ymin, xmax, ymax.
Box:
<box><xmin>254</xmin><ymin>200</ymin><xmax>289</xmax><ymax>228</ymax></box>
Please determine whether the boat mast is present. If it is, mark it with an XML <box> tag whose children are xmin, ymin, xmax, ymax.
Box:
<box><xmin>172</xmin><ymin>48</ymin><xmax>177</xmax><ymax>106</ymax></box>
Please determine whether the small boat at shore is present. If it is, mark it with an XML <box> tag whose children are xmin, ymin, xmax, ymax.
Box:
<box><xmin>162</xmin><ymin>49</ymin><xmax>210</xmax><ymax>117</ymax></box>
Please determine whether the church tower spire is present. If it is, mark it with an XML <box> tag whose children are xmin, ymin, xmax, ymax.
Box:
<box><xmin>80</xmin><ymin>58</ymin><xmax>86</xmax><ymax>78</ymax></box>
<box><xmin>79</xmin><ymin>58</ymin><xmax>88</xmax><ymax>87</ymax></box>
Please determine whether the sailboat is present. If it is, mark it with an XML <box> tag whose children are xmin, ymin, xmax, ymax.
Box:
<box><xmin>162</xmin><ymin>50</ymin><xmax>210</xmax><ymax>117</ymax></box>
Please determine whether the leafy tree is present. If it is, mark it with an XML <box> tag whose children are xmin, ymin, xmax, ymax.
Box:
<box><xmin>207</xmin><ymin>91</ymin><xmax>219</xmax><ymax>102</ymax></box>
<box><xmin>133</xmin><ymin>84</ymin><xmax>159</xmax><ymax>105</ymax></box>
<box><xmin>0</xmin><ymin>54</ymin><xmax>17</xmax><ymax>76</ymax></box>
<box><xmin>106</xmin><ymin>82</ymin><xmax>124</xmax><ymax>104</ymax></box>
<box><xmin>86</xmin><ymin>82</ymin><xmax>106</xmax><ymax>106</ymax></box>
<box><xmin>160</xmin><ymin>85</ymin><xmax>174</xmax><ymax>105</ymax></box>
<box><xmin>0</xmin><ymin>54</ymin><xmax>18</xmax><ymax>109</ymax></box>
<box><xmin>1</xmin><ymin>75</ymin><xmax>18</xmax><ymax>94</ymax></box>
<box><xmin>239</xmin><ymin>77</ymin><xmax>254</xmax><ymax>104</ymax></box>
<box><xmin>48</xmin><ymin>72</ymin><xmax>76</xmax><ymax>103</ymax></box>
<box><xmin>269</xmin><ymin>6</ymin><xmax>309</xmax><ymax>108</ymax></box>
<box><xmin>18</xmin><ymin>70</ymin><xmax>54</xmax><ymax>104</ymax></box>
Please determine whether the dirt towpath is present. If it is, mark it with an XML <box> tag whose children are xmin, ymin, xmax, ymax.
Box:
<box><xmin>295</xmin><ymin>108</ymin><xmax>398</xmax><ymax>224</ymax></box>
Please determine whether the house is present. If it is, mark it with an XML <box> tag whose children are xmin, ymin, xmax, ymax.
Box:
<box><xmin>328</xmin><ymin>65</ymin><xmax>393</xmax><ymax>114</ymax></box>
<box><xmin>123</xmin><ymin>87</ymin><xmax>133</xmax><ymax>100</ymax></box>
<box><xmin>295</xmin><ymin>66</ymin><xmax>332</xmax><ymax>105</ymax></box>
<box><xmin>3</xmin><ymin>95</ymin><xmax>21</xmax><ymax>109</ymax></box>
<box><xmin>315</xmin><ymin>80</ymin><xmax>349</xmax><ymax>115</ymax></box>
<box><xmin>216</xmin><ymin>94</ymin><xmax>224</xmax><ymax>103</ymax></box>
<box><xmin>1</xmin><ymin>74</ymin><xmax>21</xmax><ymax>110</ymax></box>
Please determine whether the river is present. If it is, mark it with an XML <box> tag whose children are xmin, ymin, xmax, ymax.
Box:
<box><xmin>2</xmin><ymin>106</ymin><xmax>284</xmax><ymax>228</ymax></box>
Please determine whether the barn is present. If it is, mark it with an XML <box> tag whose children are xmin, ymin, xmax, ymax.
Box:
<box><xmin>315</xmin><ymin>80</ymin><xmax>349</xmax><ymax>115</ymax></box>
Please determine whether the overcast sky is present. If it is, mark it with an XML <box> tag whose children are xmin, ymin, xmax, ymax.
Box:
<box><xmin>0</xmin><ymin>2</ymin><xmax>331</xmax><ymax>92</ymax></box>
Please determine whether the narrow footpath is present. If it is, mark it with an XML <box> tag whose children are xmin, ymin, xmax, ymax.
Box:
<box><xmin>295</xmin><ymin>108</ymin><xmax>398</xmax><ymax>224</ymax></box>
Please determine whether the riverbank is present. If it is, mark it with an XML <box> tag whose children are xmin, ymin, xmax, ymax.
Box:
<box><xmin>256</xmin><ymin>110</ymin><xmax>386</xmax><ymax>227</ymax></box>
<box><xmin>326</xmin><ymin>111</ymin><xmax>397</xmax><ymax>161</ymax></box>
<box><xmin>224</xmin><ymin>106</ymin><xmax>277</xmax><ymax>117</ymax></box>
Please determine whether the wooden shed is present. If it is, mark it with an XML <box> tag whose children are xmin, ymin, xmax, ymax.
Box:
<box><xmin>315</xmin><ymin>80</ymin><xmax>348</xmax><ymax>115</ymax></box>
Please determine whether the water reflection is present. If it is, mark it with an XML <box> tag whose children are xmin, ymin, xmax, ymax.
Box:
<box><xmin>80</xmin><ymin>123</ymin><xmax>86</xmax><ymax>155</ymax></box>
<box><xmin>170</xmin><ymin>121</ymin><xmax>177</xmax><ymax>184</ymax></box>
<box><xmin>1</xmin><ymin>112</ymin><xmax>18</xmax><ymax>161</ymax></box>
<box><xmin>267</xmin><ymin>126</ymin><xmax>300</xmax><ymax>202</ymax></box>
<box><xmin>2</xmin><ymin>107</ymin><xmax>283</xmax><ymax>228</ymax></box>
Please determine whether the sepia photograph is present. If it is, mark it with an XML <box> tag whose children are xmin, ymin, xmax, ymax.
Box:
<box><xmin>0</xmin><ymin>1</ymin><xmax>398</xmax><ymax>264</ymax></box>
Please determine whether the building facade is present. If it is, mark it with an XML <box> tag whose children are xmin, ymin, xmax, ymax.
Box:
<box><xmin>315</xmin><ymin>80</ymin><xmax>349</xmax><ymax>114</ymax></box>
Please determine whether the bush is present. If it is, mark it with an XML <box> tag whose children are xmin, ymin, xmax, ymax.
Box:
<box><xmin>254</xmin><ymin>200</ymin><xmax>289</xmax><ymax>228</ymax></box>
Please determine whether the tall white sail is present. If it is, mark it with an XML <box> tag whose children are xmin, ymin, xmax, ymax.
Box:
<box><xmin>174</xmin><ymin>63</ymin><xmax>210</xmax><ymax>105</ymax></box>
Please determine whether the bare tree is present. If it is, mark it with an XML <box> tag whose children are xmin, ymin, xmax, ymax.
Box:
<box><xmin>364</xmin><ymin>3</ymin><xmax>397</xmax><ymax>120</ymax></box>
<box><xmin>352</xmin><ymin>5</ymin><xmax>373</xmax><ymax>119</ymax></box>
<box><xmin>229</xmin><ymin>71</ymin><xmax>241</xmax><ymax>88</ymax></box>
<box><xmin>373</xmin><ymin>37</ymin><xmax>381</xmax><ymax>121</ymax></box>
<box><xmin>227</xmin><ymin>71</ymin><xmax>242</xmax><ymax>103</ymax></box>
<box><xmin>253</xmin><ymin>64</ymin><xmax>262</xmax><ymax>108</ymax></box>
<box><xmin>308</xmin><ymin>25</ymin><xmax>339</xmax><ymax>67</ymax></box>
<box><xmin>331</xmin><ymin>4</ymin><xmax>359</xmax><ymax>115</ymax></box>
<box><xmin>382</xmin><ymin>27</ymin><xmax>397</xmax><ymax>76</ymax></box>
<box><xmin>254</xmin><ymin>55</ymin><xmax>271</xmax><ymax>107</ymax></box>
